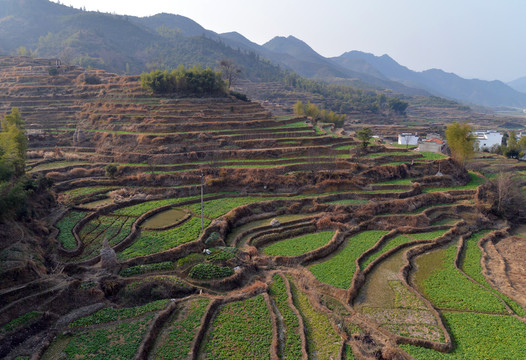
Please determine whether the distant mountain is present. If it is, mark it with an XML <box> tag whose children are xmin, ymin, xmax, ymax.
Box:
<box><xmin>262</xmin><ymin>36</ymin><xmax>351</xmax><ymax>79</ymax></box>
<box><xmin>332</xmin><ymin>51</ymin><xmax>526</xmax><ymax>108</ymax></box>
<box><xmin>508</xmin><ymin>77</ymin><xmax>526</xmax><ymax>95</ymax></box>
<box><xmin>0</xmin><ymin>0</ymin><xmax>284</xmax><ymax>80</ymax></box>
<box><xmin>260</xmin><ymin>36</ymin><xmax>428</xmax><ymax>95</ymax></box>
<box><xmin>132</xmin><ymin>13</ymin><xmax>215</xmax><ymax>38</ymax></box>
<box><xmin>0</xmin><ymin>0</ymin><xmax>524</xmax><ymax>108</ymax></box>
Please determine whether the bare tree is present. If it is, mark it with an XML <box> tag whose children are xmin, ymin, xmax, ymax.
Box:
<box><xmin>59</xmin><ymin>47</ymin><xmax>74</xmax><ymax>65</ymax></box>
<box><xmin>219</xmin><ymin>59</ymin><xmax>242</xmax><ymax>89</ymax></box>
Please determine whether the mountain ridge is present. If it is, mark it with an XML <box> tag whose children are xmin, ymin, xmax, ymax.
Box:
<box><xmin>0</xmin><ymin>0</ymin><xmax>525</xmax><ymax>108</ymax></box>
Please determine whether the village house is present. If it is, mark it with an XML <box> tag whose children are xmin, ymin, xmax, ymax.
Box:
<box><xmin>398</xmin><ymin>133</ymin><xmax>419</xmax><ymax>146</ymax></box>
<box><xmin>473</xmin><ymin>130</ymin><xmax>503</xmax><ymax>151</ymax></box>
<box><xmin>418</xmin><ymin>137</ymin><xmax>447</xmax><ymax>153</ymax></box>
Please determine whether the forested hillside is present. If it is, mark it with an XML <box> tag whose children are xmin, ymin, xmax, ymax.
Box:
<box><xmin>2</xmin><ymin>0</ymin><xmax>526</xmax><ymax>108</ymax></box>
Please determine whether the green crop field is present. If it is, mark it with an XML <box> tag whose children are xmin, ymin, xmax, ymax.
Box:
<box><xmin>423</xmin><ymin>172</ymin><xmax>485</xmax><ymax>193</ymax></box>
<box><xmin>202</xmin><ymin>295</ymin><xmax>272</xmax><ymax>359</ymax></box>
<box><xmin>56</xmin><ymin>211</ymin><xmax>87</xmax><ymax>250</ymax></box>
<box><xmin>269</xmin><ymin>275</ymin><xmax>303</xmax><ymax>359</ymax></box>
<box><xmin>154</xmin><ymin>298</ymin><xmax>210</xmax><ymax>360</ymax></box>
<box><xmin>118</xmin><ymin>217</ymin><xmax>210</xmax><ymax>259</ymax></box>
<box><xmin>263</xmin><ymin>231</ymin><xmax>335</xmax><ymax>256</ymax></box>
<box><xmin>289</xmin><ymin>278</ymin><xmax>341</xmax><ymax>358</ymax></box>
<box><xmin>402</xmin><ymin>312</ymin><xmax>526</xmax><ymax>359</ymax></box>
<box><xmin>460</xmin><ymin>231</ymin><xmax>526</xmax><ymax>316</ymax></box>
<box><xmin>10</xmin><ymin>59</ymin><xmax>526</xmax><ymax>360</ymax></box>
<box><xmin>309</xmin><ymin>230</ymin><xmax>389</xmax><ymax>288</ymax></box>
<box><xmin>418</xmin><ymin>243</ymin><xmax>508</xmax><ymax>313</ymax></box>
<box><xmin>63</xmin><ymin>316</ymin><xmax>154</xmax><ymax>358</ymax></box>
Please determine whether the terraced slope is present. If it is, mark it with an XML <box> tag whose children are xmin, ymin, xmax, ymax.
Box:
<box><xmin>2</xmin><ymin>56</ymin><xmax>525</xmax><ymax>360</ymax></box>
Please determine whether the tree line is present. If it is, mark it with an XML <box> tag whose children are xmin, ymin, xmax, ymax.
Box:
<box><xmin>282</xmin><ymin>72</ymin><xmax>408</xmax><ymax>115</ymax></box>
<box><xmin>493</xmin><ymin>131</ymin><xmax>526</xmax><ymax>159</ymax></box>
<box><xmin>0</xmin><ymin>108</ymin><xmax>50</xmax><ymax>220</ymax></box>
<box><xmin>140</xmin><ymin>65</ymin><xmax>227</xmax><ymax>96</ymax></box>
<box><xmin>293</xmin><ymin>101</ymin><xmax>345</xmax><ymax>127</ymax></box>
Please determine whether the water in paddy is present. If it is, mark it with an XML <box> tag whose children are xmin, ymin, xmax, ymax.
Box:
<box><xmin>354</xmin><ymin>248</ymin><xmax>408</xmax><ymax>311</ymax></box>
<box><xmin>142</xmin><ymin>208</ymin><xmax>188</xmax><ymax>229</ymax></box>
<box><xmin>225</xmin><ymin>214</ymin><xmax>310</xmax><ymax>246</ymax></box>
<box><xmin>412</xmin><ymin>246</ymin><xmax>449</xmax><ymax>295</ymax></box>
<box><xmin>81</xmin><ymin>198</ymin><xmax>114</xmax><ymax>209</ymax></box>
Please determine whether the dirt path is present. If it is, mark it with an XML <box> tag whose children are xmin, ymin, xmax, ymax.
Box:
<box><xmin>486</xmin><ymin>234</ymin><xmax>526</xmax><ymax>308</ymax></box>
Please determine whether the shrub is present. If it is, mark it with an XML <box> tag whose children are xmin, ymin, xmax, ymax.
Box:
<box><xmin>105</xmin><ymin>164</ymin><xmax>117</xmax><ymax>178</ymax></box>
<box><xmin>84</xmin><ymin>74</ymin><xmax>101</xmax><ymax>85</ymax></box>
<box><xmin>119</xmin><ymin>261</ymin><xmax>175</xmax><ymax>277</ymax></box>
<box><xmin>229</xmin><ymin>90</ymin><xmax>248</xmax><ymax>101</ymax></box>
<box><xmin>176</xmin><ymin>253</ymin><xmax>204</xmax><ymax>268</ymax></box>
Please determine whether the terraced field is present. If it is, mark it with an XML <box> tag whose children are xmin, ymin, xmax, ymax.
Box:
<box><xmin>2</xmin><ymin>57</ymin><xmax>526</xmax><ymax>360</ymax></box>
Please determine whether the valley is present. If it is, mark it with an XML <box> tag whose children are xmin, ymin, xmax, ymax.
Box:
<box><xmin>0</xmin><ymin>56</ymin><xmax>526</xmax><ymax>359</ymax></box>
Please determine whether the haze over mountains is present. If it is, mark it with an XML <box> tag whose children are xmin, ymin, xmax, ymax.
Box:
<box><xmin>1</xmin><ymin>0</ymin><xmax>526</xmax><ymax>108</ymax></box>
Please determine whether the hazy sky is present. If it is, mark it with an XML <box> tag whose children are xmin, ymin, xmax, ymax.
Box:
<box><xmin>51</xmin><ymin>0</ymin><xmax>526</xmax><ymax>82</ymax></box>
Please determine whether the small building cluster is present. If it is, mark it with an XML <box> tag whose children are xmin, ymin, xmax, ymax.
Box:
<box><xmin>472</xmin><ymin>130</ymin><xmax>503</xmax><ymax>151</ymax></box>
<box><xmin>397</xmin><ymin>133</ymin><xmax>419</xmax><ymax>146</ymax></box>
<box><xmin>395</xmin><ymin>129</ymin><xmax>517</xmax><ymax>155</ymax></box>
<box><xmin>397</xmin><ymin>132</ymin><xmax>447</xmax><ymax>154</ymax></box>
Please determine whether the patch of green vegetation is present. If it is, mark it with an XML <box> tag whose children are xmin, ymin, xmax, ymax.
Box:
<box><xmin>375</xmin><ymin>178</ymin><xmax>414</xmax><ymax>185</ymax></box>
<box><xmin>112</xmin><ymin>195</ymin><xmax>204</xmax><ymax>216</ymax></box>
<box><xmin>64</xmin><ymin>315</ymin><xmax>154</xmax><ymax>359</ymax></box>
<box><xmin>188</xmin><ymin>263</ymin><xmax>233</xmax><ymax>280</ymax></box>
<box><xmin>124</xmin><ymin>276</ymin><xmax>190</xmax><ymax>297</ymax></box>
<box><xmin>187</xmin><ymin>196</ymin><xmax>285</xmax><ymax>219</ymax></box>
<box><xmin>154</xmin><ymin>298</ymin><xmax>210</xmax><ymax>360</ymax></box>
<box><xmin>461</xmin><ymin>231</ymin><xmax>526</xmax><ymax>316</ymax></box>
<box><xmin>269</xmin><ymin>275</ymin><xmax>302</xmax><ymax>359</ymax></box>
<box><xmin>365</xmin><ymin>152</ymin><xmax>412</xmax><ymax>158</ymax></box>
<box><xmin>62</xmin><ymin>186</ymin><xmax>117</xmax><ymax>200</ymax></box>
<box><xmin>274</xmin><ymin>120</ymin><xmax>310</xmax><ymax>128</ymax></box>
<box><xmin>73</xmin><ymin>215</ymin><xmax>134</xmax><ymax>262</ymax></box>
<box><xmin>309</xmin><ymin>231</ymin><xmax>389</xmax><ymax>288</ymax></box>
<box><xmin>205</xmin><ymin>247</ymin><xmax>237</xmax><ymax>262</ymax></box>
<box><xmin>385</xmin><ymin>162</ymin><xmax>407</xmax><ymax>166</ymax></box>
<box><xmin>263</xmin><ymin>231</ymin><xmax>335</xmax><ymax>257</ymax></box>
<box><xmin>69</xmin><ymin>299</ymin><xmax>169</xmax><ymax>328</ymax></box>
<box><xmin>420</xmin><ymin>243</ymin><xmax>508</xmax><ymax>313</ymax></box>
<box><xmin>289</xmin><ymin>278</ymin><xmax>341</xmax><ymax>358</ymax></box>
<box><xmin>119</xmin><ymin>261</ymin><xmax>175</xmax><ymax>277</ymax></box>
<box><xmin>29</xmin><ymin>161</ymin><xmax>91</xmax><ymax>172</ymax></box>
<box><xmin>424</xmin><ymin>172</ymin><xmax>485</xmax><ymax>193</ymax></box>
<box><xmin>401</xmin><ymin>312</ymin><xmax>526</xmax><ymax>359</ymax></box>
<box><xmin>203</xmin><ymin>295</ymin><xmax>272</xmax><ymax>359</ymax></box>
<box><xmin>420</xmin><ymin>152</ymin><xmax>447</xmax><ymax>160</ymax></box>
<box><xmin>177</xmin><ymin>253</ymin><xmax>204</xmax><ymax>268</ymax></box>
<box><xmin>56</xmin><ymin>211</ymin><xmax>87</xmax><ymax>250</ymax></box>
<box><xmin>390</xmin><ymin>143</ymin><xmax>418</xmax><ymax>149</ymax></box>
<box><xmin>326</xmin><ymin>199</ymin><xmax>368</xmax><ymax>205</ymax></box>
<box><xmin>409</xmin><ymin>229</ymin><xmax>449</xmax><ymax>240</ymax></box>
<box><xmin>118</xmin><ymin>217</ymin><xmax>210</xmax><ymax>260</ymax></box>
<box><xmin>360</xmin><ymin>235</ymin><xmax>413</xmax><ymax>270</ymax></box>
<box><xmin>1</xmin><ymin>311</ymin><xmax>41</xmax><ymax>334</ymax></box>
<box><xmin>334</xmin><ymin>144</ymin><xmax>357</xmax><ymax>150</ymax></box>
<box><xmin>344</xmin><ymin>344</ymin><xmax>355</xmax><ymax>360</ymax></box>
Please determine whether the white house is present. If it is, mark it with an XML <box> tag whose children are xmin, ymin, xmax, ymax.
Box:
<box><xmin>398</xmin><ymin>133</ymin><xmax>419</xmax><ymax>146</ymax></box>
<box><xmin>473</xmin><ymin>130</ymin><xmax>503</xmax><ymax>151</ymax></box>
